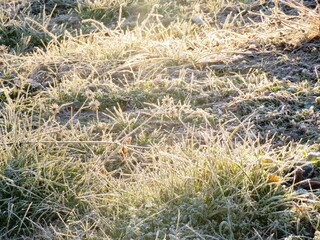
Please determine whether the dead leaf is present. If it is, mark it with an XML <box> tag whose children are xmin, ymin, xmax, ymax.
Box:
<box><xmin>119</xmin><ymin>144</ymin><xmax>128</xmax><ymax>160</ymax></box>
<box><xmin>267</xmin><ymin>174</ymin><xmax>280</xmax><ymax>183</ymax></box>
<box><xmin>100</xmin><ymin>167</ymin><xmax>106</xmax><ymax>175</ymax></box>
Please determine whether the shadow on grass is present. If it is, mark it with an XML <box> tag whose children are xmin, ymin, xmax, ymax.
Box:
<box><xmin>199</xmin><ymin>35</ymin><xmax>320</xmax><ymax>145</ymax></box>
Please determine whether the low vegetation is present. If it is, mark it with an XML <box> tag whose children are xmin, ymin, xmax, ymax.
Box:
<box><xmin>0</xmin><ymin>0</ymin><xmax>320</xmax><ymax>239</ymax></box>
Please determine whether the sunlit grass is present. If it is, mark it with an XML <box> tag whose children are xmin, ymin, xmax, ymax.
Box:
<box><xmin>0</xmin><ymin>0</ymin><xmax>320</xmax><ymax>239</ymax></box>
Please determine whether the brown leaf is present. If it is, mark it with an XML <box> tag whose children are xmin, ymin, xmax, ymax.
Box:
<box><xmin>100</xmin><ymin>167</ymin><xmax>106</xmax><ymax>175</ymax></box>
<box><xmin>267</xmin><ymin>174</ymin><xmax>280</xmax><ymax>183</ymax></box>
<box><xmin>119</xmin><ymin>145</ymin><xmax>128</xmax><ymax>160</ymax></box>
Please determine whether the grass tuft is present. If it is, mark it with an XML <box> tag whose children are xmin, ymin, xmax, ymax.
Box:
<box><xmin>1</xmin><ymin>0</ymin><xmax>320</xmax><ymax>239</ymax></box>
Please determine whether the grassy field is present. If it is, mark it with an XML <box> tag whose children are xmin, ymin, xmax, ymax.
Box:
<box><xmin>0</xmin><ymin>0</ymin><xmax>320</xmax><ymax>239</ymax></box>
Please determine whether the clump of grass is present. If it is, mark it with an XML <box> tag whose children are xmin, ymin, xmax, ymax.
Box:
<box><xmin>1</xmin><ymin>0</ymin><xmax>320</xmax><ymax>239</ymax></box>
